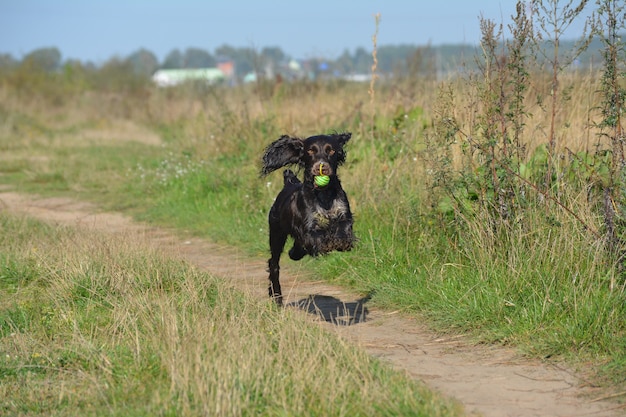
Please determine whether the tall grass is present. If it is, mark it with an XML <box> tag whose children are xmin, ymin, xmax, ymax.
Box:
<box><xmin>0</xmin><ymin>212</ymin><xmax>462</xmax><ymax>416</ymax></box>
<box><xmin>2</xmin><ymin>73</ymin><xmax>625</xmax><ymax>388</ymax></box>
<box><xmin>1</xmin><ymin>3</ymin><xmax>626</xmax><ymax>392</ymax></box>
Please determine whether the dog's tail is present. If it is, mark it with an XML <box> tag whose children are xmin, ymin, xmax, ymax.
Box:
<box><xmin>283</xmin><ymin>169</ymin><xmax>301</xmax><ymax>186</ymax></box>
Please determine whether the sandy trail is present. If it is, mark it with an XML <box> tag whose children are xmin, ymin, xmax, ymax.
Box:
<box><xmin>1</xmin><ymin>191</ymin><xmax>622</xmax><ymax>417</ymax></box>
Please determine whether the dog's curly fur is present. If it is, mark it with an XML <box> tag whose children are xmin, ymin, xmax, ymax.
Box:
<box><xmin>261</xmin><ymin>133</ymin><xmax>356</xmax><ymax>304</ymax></box>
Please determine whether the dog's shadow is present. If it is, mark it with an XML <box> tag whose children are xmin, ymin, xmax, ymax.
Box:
<box><xmin>287</xmin><ymin>293</ymin><xmax>371</xmax><ymax>326</ymax></box>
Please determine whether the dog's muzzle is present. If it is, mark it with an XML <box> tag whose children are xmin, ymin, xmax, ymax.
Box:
<box><xmin>312</xmin><ymin>161</ymin><xmax>332</xmax><ymax>177</ymax></box>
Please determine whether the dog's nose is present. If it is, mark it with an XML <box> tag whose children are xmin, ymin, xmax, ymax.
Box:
<box><xmin>313</xmin><ymin>162</ymin><xmax>332</xmax><ymax>176</ymax></box>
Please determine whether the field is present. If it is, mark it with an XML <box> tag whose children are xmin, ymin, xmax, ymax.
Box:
<box><xmin>2</xmin><ymin>21</ymin><xmax>626</xmax><ymax>414</ymax></box>
<box><xmin>2</xmin><ymin>200</ymin><xmax>473</xmax><ymax>416</ymax></box>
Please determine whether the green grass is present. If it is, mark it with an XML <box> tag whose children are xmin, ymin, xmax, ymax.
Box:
<box><xmin>1</xmin><ymin>77</ymin><xmax>625</xmax><ymax>395</ymax></box>
<box><xmin>0</xmin><ymin>212</ymin><xmax>463</xmax><ymax>416</ymax></box>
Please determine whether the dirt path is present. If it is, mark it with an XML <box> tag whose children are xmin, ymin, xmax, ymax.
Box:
<box><xmin>1</xmin><ymin>191</ymin><xmax>623</xmax><ymax>417</ymax></box>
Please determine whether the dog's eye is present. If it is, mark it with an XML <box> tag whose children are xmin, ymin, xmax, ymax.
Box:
<box><xmin>308</xmin><ymin>145</ymin><xmax>319</xmax><ymax>156</ymax></box>
<box><xmin>324</xmin><ymin>145</ymin><xmax>335</xmax><ymax>155</ymax></box>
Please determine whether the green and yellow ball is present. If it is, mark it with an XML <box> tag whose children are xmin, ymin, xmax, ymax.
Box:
<box><xmin>314</xmin><ymin>175</ymin><xmax>330</xmax><ymax>187</ymax></box>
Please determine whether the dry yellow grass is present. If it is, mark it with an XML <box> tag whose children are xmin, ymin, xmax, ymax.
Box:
<box><xmin>0</xmin><ymin>212</ymin><xmax>462</xmax><ymax>416</ymax></box>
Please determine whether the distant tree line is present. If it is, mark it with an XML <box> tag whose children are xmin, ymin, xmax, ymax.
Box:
<box><xmin>0</xmin><ymin>37</ymin><xmax>614</xmax><ymax>84</ymax></box>
<box><xmin>0</xmin><ymin>44</ymin><xmax>452</xmax><ymax>81</ymax></box>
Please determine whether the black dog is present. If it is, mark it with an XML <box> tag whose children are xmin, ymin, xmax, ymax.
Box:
<box><xmin>261</xmin><ymin>133</ymin><xmax>356</xmax><ymax>304</ymax></box>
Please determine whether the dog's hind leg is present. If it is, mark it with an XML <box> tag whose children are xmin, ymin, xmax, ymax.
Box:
<box><xmin>288</xmin><ymin>242</ymin><xmax>307</xmax><ymax>260</ymax></box>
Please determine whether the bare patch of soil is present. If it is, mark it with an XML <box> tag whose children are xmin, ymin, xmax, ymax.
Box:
<box><xmin>1</xmin><ymin>191</ymin><xmax>623</xmax><ymax>417</ymax></box>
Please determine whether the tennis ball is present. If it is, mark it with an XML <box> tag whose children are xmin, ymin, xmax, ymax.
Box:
<box><xmin>314</xmin><ymin>175</ymin><xmax>330</xmax><ymax>187</ymax></box>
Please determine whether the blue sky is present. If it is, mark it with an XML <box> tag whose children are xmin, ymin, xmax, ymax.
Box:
<box><xmin>1</xmin><ymin>1</ymin><xmax>594</xmax><ymax>64</ymax></box>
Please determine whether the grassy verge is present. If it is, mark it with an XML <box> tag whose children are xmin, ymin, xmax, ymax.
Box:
<box><xmin>0</xmin><ymin>212</ymin><xmax>463</xmax><ymax>416</ymax></box>
<box><xmin>1</xmin><ymin>75</ymin><xmax>625</xmax><ymax>394</ymax></box>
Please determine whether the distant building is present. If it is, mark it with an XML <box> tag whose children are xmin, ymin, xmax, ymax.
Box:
<box><xmin>342</xmin><ymin>74</ymin><xmax>372</xmax><ymax>82</ymax></box>
<box><xmin>216</xmin><ymin>60</ymin><xmax>235</xmax><ymax>78</ymax></box>
<box><xmin>152</xmin><ymin>68</ymin><xmax>225</xmax><ymax>87</ymax></box>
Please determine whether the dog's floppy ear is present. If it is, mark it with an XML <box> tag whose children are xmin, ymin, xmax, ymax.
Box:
<box><xmin>261</xmin><ymin>135</ymin><xmax>305</xmax><ymax>176</ymax></box>
<box><xmin>333</xmin><ymin>132</ymin><xmax>351</xmax><ymax>165</ymax></box>
<box><xmin>334</xmin><ymin>132</ymin><xmax>351</xmax><ymax>146</ymax></box>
